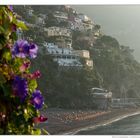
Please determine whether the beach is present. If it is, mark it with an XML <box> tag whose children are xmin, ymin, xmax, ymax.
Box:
<box><xmin>38</xmin><ymin>108</ymin><xmax>140</xmax><ymax>135</ymax></box>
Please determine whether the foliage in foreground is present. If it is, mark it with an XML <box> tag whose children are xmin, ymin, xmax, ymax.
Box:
<box><xmin>0</xmin><ymin>6</ymin><xmax>48</xmax><ymax>134</ymax></box>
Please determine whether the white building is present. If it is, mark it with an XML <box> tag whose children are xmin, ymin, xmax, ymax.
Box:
<box><xmin>69</xmin><ymin>21</ymin><xmax>84</xmax><ymax>31</ymax></box>
<box><xmin>68</xmin><ymin>13</ymin><xmax>94</xmax><ymax>31</ymax></box>
<box><xmin>78</xmin><ymin>13</ymin><xmax>89</xmax><ymax>22</ymax></box>
<box><xmin>74</xmin><ymin>17</ymin><xmax>82</xmax><ymax>23</ymax></box>
<box><xmin>44</xmin><ymin>42</ymin><xmax>72</xmax><ymax>55</ymax></box>
<box><xmin>82</xmin><ymin>21</ymin><xmax>93</xmax><ymax>31</ymax></box>
<box><xmin>69</xmin><ymin>16</ymin><xmax>93</xmax><ymax>31</ymax></box>
<box><xmin>43</xmin><ymin>42</ymin><xmax>93</xmax><ymax>68</ymax></box>
<box><xmin>91</xmin><ymin>88</ymin><xmax>112</xmax><ymax>109</ymax></box>
<box><xmin>53</xmin><ymin>11</ymin><xmax>68</xmax><ymax>21</ymax></box>
<box><xmin>43</xmin><ymin>42</ymin><xmax>82</xmax><ymax>67</ymax></box>
<box><xmin>47</xmin><ymin>26</ymin><xmax>72</xmax><ymax>38</ymax></box>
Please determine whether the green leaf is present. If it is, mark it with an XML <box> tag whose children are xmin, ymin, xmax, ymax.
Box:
<box><xmin>41</xmin><ymin>129</ymin><xmax>49</xmax><ymax>135</ymax></box>
<box><xmin>26</xmin><ymin>105</ymin><xmax>36</xmax><ymax>118</ymax></box>
<box><xmin>10</xmin><ymin>32</ymin><xmax>17</xmax><ymax>40</ymax></box>
<box><xmin>17</xmin><ymin>21</ymin><xmax>28</xmax><ymax>30</ymax></box>
<box><xmin>0</xmin><ymin>74</ymin><xmax>6</xmax><ymax>84</ymax></box>
<box><xmin>23</xmin><ymin>108</ymin><xmax>31</xmax><ymax>121</ymax></box>
<box><xmin>0</xmin><ymin>44</ymin><xmax>3</xmax><ymax>50</ymax></box>
<box><xmin>13</xmin><ymin>19</ymin><xmax>28</xmax><ymax>30</ymax></box>
<box><xmin>28</xmin><ymin>79</ymin><xmax>37</xmax><ymax>93</ymax></box>
<box><xmin>1</xmin><ymin>83</ymin><xmax>11</xmax><ymax>96</ymax></box>
<box><xmin>0</xmin><ymin>34</ymin><xmax>7</xmax><ymax>45</ymax></box>
<box><xmin>31</xmin><ymin>129</ymin><xmax>41</xmax><ymax>135</ymax></box>
<box><xmin>2</xmin><ymin>50</ymin><xmax>12</xmax><ymax>61</ymax></box>
<box><xmin>12</xmin><ymin>58</ymin><xmax>23</xmax><ymax>73</ymax></box>
<box><xmin>0</xmin><ymin>128</ymin><xmax>4</xmax><ymax>134</ymax></box>
<box><xmin>0</xmin><ymin>26</ymin><xmax>5</xmax><ymax>33</ymax></box>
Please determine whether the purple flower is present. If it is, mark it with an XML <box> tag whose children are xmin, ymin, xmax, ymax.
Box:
<box><xmin>12</xmin><ymin>40</ymin><xmax>30</xmax><ymax>58</ymax></box>
<box><xmin>7</xmin><ymin>5</ymin><xmax>13</xmax><ymax>11</ymax></box>
<box><xmin>29</xmin><ymin>43</ymin><xmax>38</xmax><ymax>58</ymax></box>
<box><xmin>31</xmin><ymin>90</ymin><xmax>44</xmax><ymax>109</ymax></box>
<box><xmin>12</xmin><ymin>40</ymin><xmax>38</xmax><ymax>58</ymax></box>
<box><xmin>13</xmin><ymin>76</ymin><xmax>28</xmax><ymax>101</ymax></box>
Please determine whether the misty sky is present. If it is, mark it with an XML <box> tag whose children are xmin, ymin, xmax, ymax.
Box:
<box><xmin>72</xmin><ymin>5</ymin><xmax>140</xmax><ymax>61</ymax></box>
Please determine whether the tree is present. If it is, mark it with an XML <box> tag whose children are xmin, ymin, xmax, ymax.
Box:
<box><xmin>32</xmin><ymin>49</ymin><xmax>101</xmax><ymax>109</ymax></box>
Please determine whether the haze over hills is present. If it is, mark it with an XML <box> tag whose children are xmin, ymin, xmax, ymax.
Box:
<box><xmin>72</xmin><ymin>5</ymin><xmax>140</xmax><ymax>62</ymax></box>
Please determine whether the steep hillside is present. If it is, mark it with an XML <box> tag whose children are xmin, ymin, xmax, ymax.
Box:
<box><xmin>13</xmin><ymin>5</ymin><xmax>140</xmax><ymax>108</ymax></box>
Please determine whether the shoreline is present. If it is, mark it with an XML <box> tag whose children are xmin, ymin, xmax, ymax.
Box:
<box><xmin>40</xmin><ymin>108</ymin><xmax>140</xmax><ymax>135</ymax></box>
<box><xmin>62</xmin><ymin>110</ymin><xmax>140</xmax><ymax>135</ymax></box>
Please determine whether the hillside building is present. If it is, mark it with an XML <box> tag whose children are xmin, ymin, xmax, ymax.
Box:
<box><xmin>68</xmin><ymin>13</ymin><xmax>94</xmax><ymax>31</ymax></box>
<box><xmin>43</xmin><ymin>42</ymin><xmax>82</xmax><ymax>67</ymax></box>
<box><xmin>47</xmin><ymin>26</ymin><xmax>72</xmax><ymax>37</ymax></box>
<box><xmin>91</xmin><ymin>88</ymin><xmax>112</xmax><ymax>110</ymax></box>
<box><xmin>43</xmin><ymin>42</ymin><xmax>93</xmax><ymax>68</ymax></box>
<box><xmin>46</xmin><ymin>27</ymin><xmax>72</xmax><ymax>49</ymax></box>
<box><xmin>53</xmin><ymin>11</ymin><xmax>68</xmax><ymax>22</ymax></box>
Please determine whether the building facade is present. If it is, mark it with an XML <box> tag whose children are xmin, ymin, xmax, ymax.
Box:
<box><xmin>91</xmin><ymin>88</ymin><xmax>112</xmax><ymax>110</ymax></box>
<box><xmin>43</xmin><ymin>42</ymin><xmax>93</xmax><ymax>68</ymax></box>
<box><xmin>43</xmin><ymin>42</ymin><xmax>82</xmax><ymax>67</ymax></box>
<box><xmin>72</xmin><ymin>50</ymin><xmax>90</xmax><ymax>59</ymax></box>
<box><xmin>47</xmin><ymin>26</ymin><xmax>72</xmax><ymax>37</ymax></box>
<box><xmin>46</xmin><ymin>27</ymin><xmax>72</xmax><ymax>49</ymax></box>
<box><xmin>53</xmin><ymin>11</ymin><xmax>68</xmax><ymax>22</ymax></box>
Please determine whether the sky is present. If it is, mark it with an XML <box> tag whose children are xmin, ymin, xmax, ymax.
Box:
<box><xmin>72</xmin><ymin>5</ymin><xmax>140</xmax><ymax>61</ymax></box>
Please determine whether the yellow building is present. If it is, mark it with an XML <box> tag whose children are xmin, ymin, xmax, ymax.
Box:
<box><xmin>72</xmin><ymin>50</ymin><xmax>90</xmax><ymax>59</ymax></box>
<box><xmin>72</xmin><ymin>50</ymin><xmax>93</xmax><ymax>68</ymax></box>
<box><xmin>86</xmin><ymin>59</ymin><xmax>93</xmax><ymax>68</ymax></box>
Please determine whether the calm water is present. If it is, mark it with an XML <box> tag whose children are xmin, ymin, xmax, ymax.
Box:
<box><xmin>76</xmin><ymin>114</ymin><xmax>140</xmax><ymax>135</ymax></box>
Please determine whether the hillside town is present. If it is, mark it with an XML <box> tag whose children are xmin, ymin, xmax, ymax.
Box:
<box><xmin>16</xmin><ymin>5</ymin><xmax>101</xmax><ymax>69</ymax></box>
<box><xmin>15</xmin><ymin>5</ymin><xmax>140</xmax><ymax>110</ymax></box>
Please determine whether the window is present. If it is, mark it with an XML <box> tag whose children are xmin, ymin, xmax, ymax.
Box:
<box><xmin>92</xmin><ymin>88</ymin><xmax>105</xmax><ymax>93</ymax></box>
<box><xmin>57</xmin><ymin>56</ymin><xmax>61</xmax><ymax>59</ymax></box>
<box><xmin>67</xmin><ymin>56</ymin><xmax>71</xmax><ymax>59</ymax></box>
<box><xmin>62</xmin><ymin>56</ymin><xmax>66</xmax><ymax>59</ymax></box>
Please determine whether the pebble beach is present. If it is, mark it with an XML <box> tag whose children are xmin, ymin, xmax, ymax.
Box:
<box><xmin>38</xmin><ymin>108</ymin><xmax>140</xmax><ymax>135</ymax></box>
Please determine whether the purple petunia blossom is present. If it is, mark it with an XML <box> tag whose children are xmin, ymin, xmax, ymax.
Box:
<box><xmin>12</xmin><ymin>40</ymin><xmax>38</xmax><ymax>58</ymax></box>
<box><xmin>13</xmin><ymin>76</ymin><xmax>28</xmax><ymax>101</ymax></box>
<box><xmin>31</xmin><ymin>90</ymin><xmax>44</xmax><ymax>109</ymax></box>
<box><xmin>29</xmin><ymin>43</ymin><xmax>38</xmax><ymax>58</ymax></box>
<box><xmin>12</xmin><ymin>40</ymin><xmax>30</xmax><ymax>58</ymax></box>
<box><xmin>7</xmin><ymin>5</ymin><xmax>13</xmax><ymax>11</ymax></box>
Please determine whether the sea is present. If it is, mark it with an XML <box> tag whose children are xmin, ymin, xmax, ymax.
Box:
<box><xmin>76</xmin><ymin>114</ymin><xmax>140</xmax><ymax>135</ymax></box>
